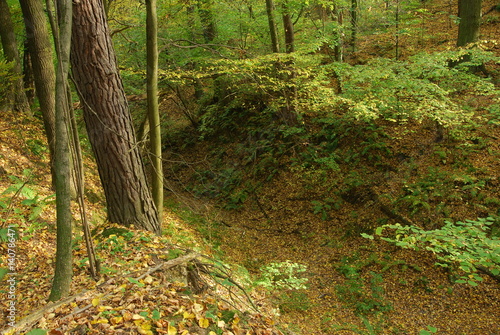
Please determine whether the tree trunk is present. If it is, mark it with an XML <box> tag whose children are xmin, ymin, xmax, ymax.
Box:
<box><xmin>49</xmin><ymin>0</ymin><xmax>73</xmax><ymax>301</ymax></box>
<box><xmin>19</xmin><ymin>0</ymin><xmax>57</xmax><ymax>178</ymax></box>
<box><xmin>265</xmin><ymin>0</ymin><xmax>280</xmax><ymax>53</ymax></box>
<box><xmin>0</xmin><ymin>0</ymin><xmax>31</xmax><ymax>115</ymax></box>
<box><xmin>457</xmin><ymin>0</ymin><xmax>482</xmax><ymax>47</ymax></box>
<box><xmin>197</xmin><ymin>0</ymin><xmax>216</xmax><ymax>43</ymax></box>
<box><xmin>333</xmin><ymin>5</ymin><xmax>343</xmax><ymax>62</ymax></box>
<box><xmin>350</xmin><ymin>0</ymin><xmax>358</xmax><ymax>53</ymax></box>
<box><xmin>186</xmin><ymin>1</ymin><xmax>196</xmax><ymax>41</ymax></box>
<box><xmin>71</xmin><ymin>0</ymin><xmax>161</xmax><ymax>234</ymax></box>
<box><xmin>282</xmin><ymin>2</ymin><xmax>294</xmax><ymax>53</ymax></box>
<box><xmin>22</xmin><ymin>40</ymin><xmax>35</xmax><ymax>104</ymax></box>
<box><xmin>146</xmin><ymin>0</ymin><xmax>163</xmax><ymax>223</ymax></box>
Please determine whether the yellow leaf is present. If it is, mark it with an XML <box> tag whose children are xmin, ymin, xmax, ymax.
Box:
<box><xmin>110</xmin><ymin>316</ymin><xmax>123</xmax><ymax>324</ymax></box>
<box><xmin>193</xmin><ymin>303</ymin><xmax>204</xmax><ymax>313</ymax></box>
<box><xmin>168</xmin><ymin>323</ymin><xmax>177</xmax><ymax>335</ymax></box>
<box><xmin>92</xmin><ymin>297</ymin><xmax>100</xmax><ymax>307</ymax></box>
<box><xmin>132</xmin><ymin>314</ymin><xmax>144</xmax><ymax>320</ymax></box>
<box><xmin>138</xmin><ymin>321</ymin><xmax>153</xmax><ymax>335</ymax></box>
<box><xmin>91</xmin><ymin>318</ymin><xmax>109</xmax><ymax>324</ymax></box>
<box><xmin>123</xmin><ymin>311</ymin><xmax>133</xmax><ymax>321</ymax></box>
<box><xmin>183</xmin><ymin>311</ymin><xmax>195</xmax><ymax>319</ymax></box>
<box><xmin>97</xmin><ymin>305</ymin><xmax>113</xmax><ymax>312</ymax></box>
<box><xmin>199</xmin><ymin>318</ymin><xmax>210</xmax><ymax>328</ymax></box>
<box><xmin>208</xmin><ymin>332</ymin><xmax>217</xmax><ymax>335</ymax></box>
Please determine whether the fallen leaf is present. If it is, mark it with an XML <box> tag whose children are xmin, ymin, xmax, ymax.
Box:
<box><xmin>168</xmin><ymin>323</ymin><xmax>177</xmax><ymax>335</ymax></box>
<box><xmin>199</xmin><ymin>318</ymin><xmax>210</xmax><ymax>328</ymax></box>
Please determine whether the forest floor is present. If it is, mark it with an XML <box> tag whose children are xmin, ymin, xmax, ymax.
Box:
<box><xmin>0</xmin><ymin>110</ymin><xmax>284</xmax><ymax>334</ymax></box>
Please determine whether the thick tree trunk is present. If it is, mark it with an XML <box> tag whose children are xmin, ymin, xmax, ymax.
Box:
<box><xmin>457</xmin><ymin>0</ymin><xmax>482</xmax><ymax>47</ymax></box>
<box><xmin>146</xmin><ymin>0</ymin><xmax>163</xmax><ymax>223</ymax></box>
<box><xmin>19</xmin><ymin>0</ymin><xmax>57</xmax><ymax>176</ymax></box>
<box><xmin>0</xmin><ymin>0</ymin><xmax>31</xmax><ymax>115</ymax></box>
<box><xmin>71</xmin><ymin>0</ymin><xmax>161</xmax><ymax>234</ymax></box>
<box><xmin>265</xmin><ymin>0</ymin><xmax>280</xmax><ymax>53</ymax></box>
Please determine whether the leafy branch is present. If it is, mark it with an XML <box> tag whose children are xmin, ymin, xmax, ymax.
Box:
<box><xmin>362</xmin><ymin>217</ymin><xmax>500</xmax><ymax>285</ymax></box>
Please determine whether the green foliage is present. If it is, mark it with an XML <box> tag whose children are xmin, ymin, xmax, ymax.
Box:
<box><xmin>335</xmin><ymin>254</ymin><xmax>392</xmax><ymax>316</ymax></box>
<box><xmin>486</xmin><ymin>103</ymin><xmax>500</xmax><ymax>125</ymax></box>
<box><xmin>332</xmin><ymin>50</ymin><xmax>499</xmax><ymax>125</ymax></box>
<box><xmin>25</xmin><ymin>330</ymin><xmax>47</xmax><ymax>335</ymax></box>
<box><xmin>257</xmin><ymin>260</ymin><xmax>309</xmax><ymax>290</ymax></box>
<box><xmin>0</xmin><ymin>58</ymin><xmax>17</xmax><ymax>106</ymax></box>
<box><xmin>419</xmin><ymin>325</ymin><xmax>438</xmax><ymax>335</ymax></box>
<box><xmin>364</xmin><ymin>217</ymin><xmax>500</xmax><ymax>285</ymax></box>
<box><xmin>0</xmin><ymin>170</ymin><xmax>54</xmax><ymax>234</ymax></box>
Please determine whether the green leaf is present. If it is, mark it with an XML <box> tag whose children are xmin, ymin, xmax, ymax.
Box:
<box><xmin>0</xmin><ymin>268</ymin><xmax>9</xmax><ymax>281</ymax></box>
<box><xmin>127</xmin><ymin>277</ymin><xmax>145</xmax><ymax>287</ymax></box>
<box><xmin>26</xmin><ymin>330</ymin><xmax>47</xmax><ymax>335</ymax></box>
<box><xmin>221</xmin><ymin>278</ymin><xmax>235</xmax><ymax>286</ymax></box>
<box><xmin>375</xmin><ymin>226</ymin><xmax>384</xmax><ymax>235</ymax></box>
<box><xmin>152</xmin><ymin>309</ymin><xmax>161</xmax><ymax>320</ymax></box>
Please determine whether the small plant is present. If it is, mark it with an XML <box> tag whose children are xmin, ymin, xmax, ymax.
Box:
<box><xmin>257</xmin><ymin>260</ymin><xmax>309</xmax><ymax>290</ymax></box>
<box><xmin>335</xmin><ymin>254</ymin><xmax>392</xmax><ymax>316</ymax></box>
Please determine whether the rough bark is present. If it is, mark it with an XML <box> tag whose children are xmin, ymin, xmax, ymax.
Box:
<box><xmin>0</xmin><ymin>0</ymin><xmax>31</xmax><ymax>115</ymax></box>
<box><xmin>265</xmin><ymin>0</ymin><xmax>280</xmax><ymax>53</ymax></box>
<box><xmin>457</xmin><ymin>0</ymin><xmax>482</xmax><ymax>47</ymax></box>
<box><xmin>71</xmin><ymin>0</ymin><xmax>161</xmax><ymax>234</ymax></box>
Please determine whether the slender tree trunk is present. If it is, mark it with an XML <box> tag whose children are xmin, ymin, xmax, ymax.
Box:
<box><xmin>186</xmin><ymin>1</ymin><xmax>196</xmax><ymax>41</ymax></box>
<box><xmin>265</xmin><ymin>0</ymin><xmax>280</xmax><ymax>53</ymax></box>
<box><xmin>333</xmin><ymin>6</ymin><xmax>343</xmax><ymax>62</ymax></box>
<box><xmin>395</xmin><ymin>0</ymin><xmax>400</xmax><ymax>60</ymax></box>
<box><xmin>197</xmin><ymin>0</ymin><xmax>216</xmax><ymax>42</ymax></box>
<box><xmin>146</xmin><ymin>0</ymin><xmax>163</xmax><ymax>223</ymax></box>
<box><xmin>71</xmin><ymin>0</ymin><xmax>161</xmax><ymax>234</ymax></box>
<box><xmin>19</xmin><ymin>0</ymin><xmax>57</xmax><ymax>179</ymax></box>
<box><xmin>457</xmin><ymin>0</ymin><xmax>482</xmax><ymax>47</ymax></box>
<box><xmin>49</xmin><ymin>0</ymin><xmax>73</xmax><ymax>301</ymax></box>
<box><xmin>282</xmin><ymin>2</ymin><xmax>295</xmax><ymax>53</ymax></box>
<box><xmin>23</xmin><ymin>40</ymin><xmax>35</xmax><ymax>104</ymax></box>
<box><xmin>350</xmin><ymin>0</ymin><xmax>358</xmax><ymax>53</ymax></box>
<box><xmin>0</xmin><ymin>0</ymin><xmax>31</xmax><ymax>115</ymax></box>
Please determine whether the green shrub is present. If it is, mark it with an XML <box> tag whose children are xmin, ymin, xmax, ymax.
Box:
<box><xmin>363</xmin><ymin>217</ymin><xmax>500</xmax><ymax>285</ymax></box>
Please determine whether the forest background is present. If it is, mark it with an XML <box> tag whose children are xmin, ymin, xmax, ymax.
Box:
<box><xmin>0</xmin><ymin>0</ymin><xmax>499</xmax><ymax>334</ymax></box>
